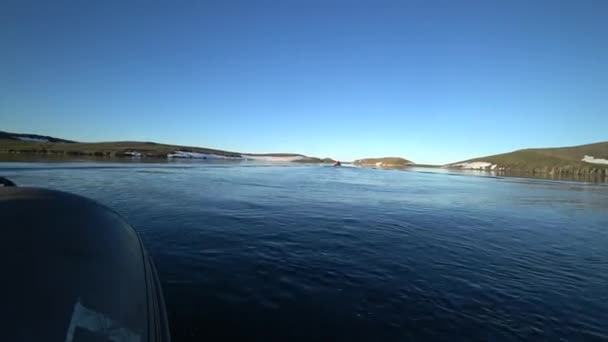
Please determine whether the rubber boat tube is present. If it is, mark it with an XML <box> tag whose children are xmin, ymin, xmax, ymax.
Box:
<box><xmin>0</xmin><ymin>184</ymin><xmax>170</xmax><ymax>342</ymax></box>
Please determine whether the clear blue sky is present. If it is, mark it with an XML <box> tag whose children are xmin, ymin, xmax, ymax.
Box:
<box><xmin>1</xmin><ymin>0</ymin><xmax>606</xmax><ymax>164</ymax></box>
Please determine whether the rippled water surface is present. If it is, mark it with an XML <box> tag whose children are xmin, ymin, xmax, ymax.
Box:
<box><xmin>3</xmin><ymin>162</ymin><xmax>608</xmax><ymax>341</ymax></box>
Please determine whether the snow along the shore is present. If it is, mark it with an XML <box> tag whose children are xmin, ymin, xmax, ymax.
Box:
<box><xmin>582</xmin><ymin>155</ymin><xmax>608</xmax><ymax>165</ymax></box>
<box><xmin>167</xmin><ymin>151</ymin><xmax>242</xmax><ymax>159</ymax></box>
<box><xmin>242</xmin><ymin>155</ymin><xmax>305</xmax><ymax>162</ymax></box>
<box><xmin>124</xmin><ymin>151</ymin><xmax>142</xmax><ymax>157</ymax></box>
<box><xmin>16</xmin><ymin>136</ymin><xmax>49</xmax><ymax>142</ymax></box>
<box><xmin>167</xmin><ymin>151</ymin><xmax>306</xmax><ymax>162</ymax></box>
<box><xmin>451</xmin><ymin>161</ymin><xmax>498</xmax><ymax>170</ymax></box>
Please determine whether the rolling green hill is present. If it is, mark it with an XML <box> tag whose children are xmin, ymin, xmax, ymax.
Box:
<box><xmin>0</xmin><ymin>138</ymin><xmax>241</xmax><ymax>158</ymax></box>
<box><xmin>448</xmin><ymin>141</ymin><xmax>608</xmax><ymax>177</ymax></box>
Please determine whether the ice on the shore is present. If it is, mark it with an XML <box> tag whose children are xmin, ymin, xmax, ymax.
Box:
<box><xmin>167</xmin><ymin>151</ymin><xmax>241</xmax><ymax>159</ymax></box>
<box><xmin>242</xmin><ymin>155</ymin><xmax>305</xmax><ymax>162</ymax></box>
<box><xmin>16</xmin><ymin>136</ymin><xmax>49</xmax><ymax>142</ymax></box>
<box><xmin>452</xmin><ymin>161</ymin><xmax>496</xmax><ymax>170</ymax></box>
<box><xmin>124</xmin><ymin>151</ymin><xmax>142</xmax><ymax>157</ymax></box>
<box><xmin>167</xmin><ymin>151</ymin><xmax>307</xmax><ymax>162</ymax></box>
<box><xmin>582</xmin><ymin>155</ymin><xmax>608</xmax><ymax>165</ymax></box>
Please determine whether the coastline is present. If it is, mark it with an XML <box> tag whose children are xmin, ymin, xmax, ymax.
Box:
<box><xmin>2</xmin><ymin>155</ymin><xmax>606</xmax><ymax>184</ymax></box>
<box><xmin>1</xmin><ymin>132</ymin><xmax>607</xmax><ymax>183</ymax></box>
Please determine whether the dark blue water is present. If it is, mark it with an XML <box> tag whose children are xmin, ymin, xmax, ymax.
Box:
<box><xmin>3</xmin><ymin>162</ymin><xmax>608</xmax><ymax>341</ymax></box>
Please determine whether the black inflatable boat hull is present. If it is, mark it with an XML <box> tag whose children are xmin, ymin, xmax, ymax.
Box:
<box><xmin>0</xmin><ymin>187</ymin><xmax>170</xmax><ymax>342</ymax></box>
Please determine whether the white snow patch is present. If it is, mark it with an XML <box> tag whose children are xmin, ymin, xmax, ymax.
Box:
<box><xmin>453</xmin><ymin>161</ymin><xmax>496</xmax><ymax>170</ymax></box>
<box><xmin>242</xmin><ymin>155</ymin><xmax>305</xmax><ymax>162</ymax></box>
<box><xmin>15</xmin><ymin>136</ymin><xmax>49</xmax><ymax>142</ymax></box>
<box><xmin>582</xmin><ymin>155</ymin><xmax>608</xmax><ymax>165</ymax></box>
<box><xmin>124</xmin><ymin>151</ymin><xmax>142</xmax><ymax>157</ymax></box>
<box><xmin>167</xmin><ymin>151</ymin><xmax>241</xmax><ymax>159</ymax></box>
<box><xmin>168</xmin><ymin>151</ymin><xmax>308</xmax><ymax>162</ymax></box>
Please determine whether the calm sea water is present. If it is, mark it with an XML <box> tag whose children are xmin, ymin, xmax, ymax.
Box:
<box><xmin>3</xmin><ymin>162</ymin><xmax>608</xmax><ymax>341</ymax></box>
